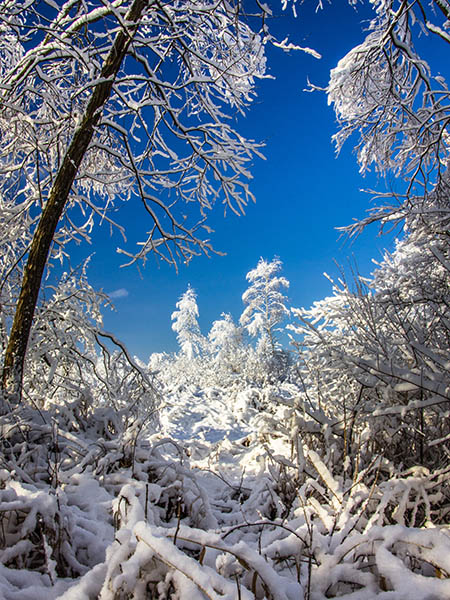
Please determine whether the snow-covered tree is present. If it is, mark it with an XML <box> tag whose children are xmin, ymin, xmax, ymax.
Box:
<box><xmin>0</xmin><ymin>191</ymin><xmax>32</xmax><ymax>359</ymax></box>
<box><xmin>209</xmin><ymin>313</ymin><xmax>242</xmax><ymax>355</ymax></box>
<box><xmin>240</xmin><ymin>257</ymin><xmax>290</xmax><ymax>383</ymax></box>
<box><xmin>300</xmin><ymin>0</ymin><xmax>450</xmax><ymax>470</ymax></box>
<box><xmin>0</xmin><ymin>0</ymin><xmax>293</xmax><ymax>403</ymax></box>
<box><xmin>208</xmin><ymin>313</ymin><xmax>244</xmax><ymax>376</ymax></box>
<box><xmin>240</xmin><ymin>257</ymin><xmax>290</xmax><ymax>353</ymax></box>
<box><xmin>171</xmin><ymin>286</ymin><xmax>204</xmax><ymax>360</ymax></box>
<box><xmin>20</xmin><ymin>260</ymin><xmax>156</xmax><ymax>416</ymax></box>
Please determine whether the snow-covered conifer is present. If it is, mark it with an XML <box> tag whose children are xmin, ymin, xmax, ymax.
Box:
<box><xmin>240</xmin><ymin>257</ymin><xmax>290</xmax><ymax>354</ymax></box>
<box><xmin>208</xmin><ymin>313</ymin><xmax>244</xmax><ymax>375</ymax></box>
<box><xmin>209</xmin><ymin>314</ymin><xmax>242</xmax><ymax>355</ymax></box>
<box><xmin>171</xmin><ymin>286</ymin><xmax>204</xmax><ymax>360</ymax></box>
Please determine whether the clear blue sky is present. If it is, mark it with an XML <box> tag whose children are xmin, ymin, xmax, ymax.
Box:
<box><xmin>67</xmin><ymin>2</ymin><xmax>406</xmax><ymax>359</ymax></box>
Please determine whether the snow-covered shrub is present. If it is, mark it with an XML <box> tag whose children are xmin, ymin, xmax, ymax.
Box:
<box><xmin>0</xmin><ymin>407</ymin><xmax>116</xmax><ymax>593</ymax></box>
<box><xmin>289</xmin><ymin>205</ymin><xmax>450</xmax><ymax>474</ymax></box>
<box><xmin>12</xmin><ymin>262</ymin><xmax>158</xmax><ymax>421</ymax></box>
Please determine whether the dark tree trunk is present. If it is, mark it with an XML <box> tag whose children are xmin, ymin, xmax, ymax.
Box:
<box><xmin>1</xmin><ymin>0</ymin><xmax>147</xmax><ymax>408</ymax></box>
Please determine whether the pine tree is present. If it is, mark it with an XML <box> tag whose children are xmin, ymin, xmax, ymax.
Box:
<box><xmin>171</xmin><ymin>286</ymin><xmax>204</xmax><ymax>360</ymax></box>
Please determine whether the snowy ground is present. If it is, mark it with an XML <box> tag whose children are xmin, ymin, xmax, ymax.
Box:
<box><xmin>159</xmin><ymin>386</ymin><xmax>253</xmax><ymax>445</ymax></box>
<box><xmin>2</xmin><ymin>385</ymin><xmax>450</xmax><ymax>600</ymax></box>
<box><xmin>156</xmin><ymin>386</ymin><xmax>284</xmax><ymax>521</ymax></box>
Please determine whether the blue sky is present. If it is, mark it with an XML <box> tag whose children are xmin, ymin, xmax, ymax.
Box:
<box><xmin>69</xmin><ymin>2</ymin><xmax>403</xmax><ymax>359</ymax></box>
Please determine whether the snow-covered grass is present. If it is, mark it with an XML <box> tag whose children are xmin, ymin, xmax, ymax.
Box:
<box><xmin>0</xmin><ymin>382</ymin><xmax>449</xmax><ymax>599</ymax></box>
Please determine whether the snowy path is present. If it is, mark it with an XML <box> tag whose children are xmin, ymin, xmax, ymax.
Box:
<box><xmin>154</xmin><ymin>386</ymin><xmax>282</xmax><ymax>528</ymax></box>
<box><xmin>159</xmin><ymin>387</ymin><xmax>252</xmax><ymax>445</ymax></box>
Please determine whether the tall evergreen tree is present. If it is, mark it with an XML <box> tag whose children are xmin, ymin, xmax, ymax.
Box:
<box><xmin>171</xmin><ymin>286</ymin><xmax>204</xmax><ymax>360</ymax></box>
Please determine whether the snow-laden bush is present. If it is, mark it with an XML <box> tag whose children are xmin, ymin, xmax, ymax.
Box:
<box><xmin>288</xmin><ymin>199</ymin><xmax>450</xmax><ymax>474</ymax></box>
<box><xmin>0</xmin><ymin>259</ymin><xmax>159</xmax><ymax>422</ymax></box>
<box><xmin>0</xmin><ymin>378</ymin><xmax>449</xmax><ymax>599</ymax></box>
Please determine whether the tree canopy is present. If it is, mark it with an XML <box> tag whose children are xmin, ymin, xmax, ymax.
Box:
<box><xmin>0</xmin><ymin>0</ymin><xmax>284</xmax><ymax>402</ymax></box>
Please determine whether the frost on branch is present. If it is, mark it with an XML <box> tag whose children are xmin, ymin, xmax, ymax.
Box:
<box><xmin>0</xmin><ymin>0</ymin><xmax>273</xmax><ymax>270</ymax></box>
<box><xmin>327</xmin><ymin>0</ymin><xmax>450</xmax><ymax>230</ymax></box>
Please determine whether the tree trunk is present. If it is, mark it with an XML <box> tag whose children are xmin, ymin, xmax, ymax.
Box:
<box><xmin>1</xmin><ymin>0</ymin><xmax>147</xmax><ymax>408</ymax></box>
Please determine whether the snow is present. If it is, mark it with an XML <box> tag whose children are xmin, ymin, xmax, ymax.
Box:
<box><xmin>1</xmin><ymin>1</ymin><xmax>449</xmax><ymax>598</ymax></box>
<box><xmin>0</xmin><ymin>382</ymin><xmax>442</xmax><ymax>599</ymax></box>
<box><xmin>159</xmin><ymin>388</ymin><xmax>251</xmax><ymax>444</ymax></box>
